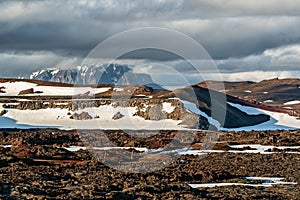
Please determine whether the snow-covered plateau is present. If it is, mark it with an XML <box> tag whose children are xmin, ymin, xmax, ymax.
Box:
<box><xmin>0</xmin><ymin>81</ymin><xmax>110</xmax><ymax>96</ymax></box>
<box><xmin>0</xmin><ymin>81</ymin><xmax>299</xmax><ymax>130</ymax></box>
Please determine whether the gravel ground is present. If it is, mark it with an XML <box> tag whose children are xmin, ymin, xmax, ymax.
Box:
<box><xmin>0</xmin><ymin>129</ymin><xmax>299</xmax><ymax>199</ymax></box>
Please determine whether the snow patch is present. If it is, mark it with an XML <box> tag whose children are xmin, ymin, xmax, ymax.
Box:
<box><xmin>30</xmin><ymin>70</ymin><xmax>45</xmax><ymax>79</ymax></box>
<box><xmin>181</xmin><ymin>100</ymin><xmax>221</xmax><ymax>130</ymax></box>
<box><xmin>225</xmin><ymin>102</ymin><xmax>300</xmax><ymax>131</ymax></box>
<box><xmin>0</xmin><ymin>103</ymin><xmax>182</xmax><ymax>130</ymax></box>
<box><xmin>54</xmin><ymin>103</ymin><xmax>69</xmax><ymax>106</ymax></box>
<box><xmin>4</xmin><ymin>103</ymin><xmax>19</xmax><ymax>106</ymax></box>
<box><xmin>113</xmin><ymin>88</ymin><xmax>124</xmax><ymax>92</ymax></box>
<box><xmin>0</xmin><ymin>145</ymin><xmax>12</xmax><ymax>148</ymax></box>
<box><xmin>229</xmin><ymin>144</ymin><xmax>300</xmax><ymax>154</ymax></box>
<box><xmin>64</xmin><ymin>146</ymin><xmax>148</xmax><ymax>152</ymax></box>
<box><xmin>51</xmin><ymin>69</ymin><xmax>60</xmax><ymax>75</ymax></box>
<box><xmin>163</xmin><ymin>145</ymin><xmax>300</xmax><ymax>156</ymax></box>
<box><xmin>162</xmin><ymin>102</ymin><xmax>175</xmax><ymax>113</ymax></box>
<box><xmin>188</xmin><ymin>177</ymin><xmax>297</xmax><ymax>188</ymax></box>
<box><xmin>263</xmin><ymin>100</ymin><xmax>273</xmax><ymax>103</ymax></box>
<box><xmin>60</xmin><ymin>145</ymin><xmax>300</xmax><ymax>155</ymax></box>
<box><xmin>140</xmin><ymin>104</ymin><xmax>148</xmax><ymax>112</ymax></box>
<box><xmin>0</xmin><ymin>81</ymin><xmax>110</xmax><ymax>96</ymax></box>
<box><xmin>283</xmin><ymin>100</ymin><xmax>300</xmax><ymax>105</ymax></box>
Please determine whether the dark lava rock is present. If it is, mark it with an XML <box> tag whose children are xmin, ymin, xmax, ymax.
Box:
<box><xmin>18</xmin><ymin>88</ymin><xmax>34</xmax><ymax>95</ymax></box>
<box><xmin>0</xmin><ymin>110</ymin><xmax>7</xmax><ymax>116</ymax></box>
<box><xmin>0</xmin><ymin>129</ymin><xmax>299</xmax><ymax>199</ymax></box>
<box><xmin>34</xmin><ymin>91</ymin><xmax>43</xmax><ymax>94</ymax></box>
<box><xmin>70</xmin><ymin>112</ymin><xmax>92</xmax><ymax>120</ymax></box>
<box><xmin>0</xmin><ymin>86</ymin><xmax>5</xmax><ymax>93</ymax></box>
<box><xmin>112</xmin><ymin>112</ymin><xmax>124</xmax><ymax>120</ymax></box>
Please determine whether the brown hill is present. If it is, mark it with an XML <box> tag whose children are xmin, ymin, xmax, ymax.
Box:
<box><xmin>197</xmin><ymin>78</ymin><xmax>300</xmax><ymax>118</ymax></box>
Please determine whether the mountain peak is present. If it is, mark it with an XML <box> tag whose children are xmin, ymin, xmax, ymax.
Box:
<box><xmin>30</xmin><ymin>64</ymin><xmax>153</xmax><ymax>85</ymax></box>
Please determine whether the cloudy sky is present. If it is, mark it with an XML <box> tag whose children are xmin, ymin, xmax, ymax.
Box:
<box><xmin>0</xmin><ymin>0</ymin><xmax>300</xmax><ymax>81</ymax></box>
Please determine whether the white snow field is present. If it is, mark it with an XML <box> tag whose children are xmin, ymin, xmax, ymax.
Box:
<box><xmin>188</xmin><ymin>177</ymin><xmax>297</xmax><ymax>188</ymax></box>
<box><xmin>158</xmin><ymin>146</ymin><xmax>300</xmax><ymax>155</ymax></box>
<box><xmin>283</xmin><ymin>100</ymin><xmax>300</xmax><ymax>105</ymax></box>
<box><xmin>0</xmin><ymin>81</ymin><xmax>183</xmax><ymax>129</ymax></box>
<box><xmin>64</xmin><ymin>146</ymin><xmax>148</xmax><ymax>152</ymax></box>
<box><xmin>0</xmin><ymin>81</ymin><xmax>299</xmax><ymax>130</ymax></box>
<box><xmin>162</xmin><ymin>102</ymin><xmax>175</xmax><ymax>113</ymax></box>
<box><xmin>223</xmin><ymin>102</ymin><xmax>300</xmax><ymax>131</ymax></box>
<box><xmin>0</xmin><ymin>103</ymin><xmax>183</xmax><ymax>130</ymax></box>
<box><xmin>61</xmin><ymin>145</ymin><xmax>300</xmax><ymax>155</ymax></box>
<box><xmin>0</xmin><ymin>81</ymin><xmax>110</xmax><ymax>96</ymax></box>
<box><xmin>181</xmin><ymin>101</ymin><xmax>300</xmax><ymax>131</ymax></box>
<box><xmin>180</xmin><ymin>100</ymin><xmax>221</xmax><ymax>130</ymax></box>
<box><xmin>2</xmin><ymin>144</ymin><xmax>298</xmax><ymax>155</ymax></box>
<box><xmin>0</xmin><ymin>100</ymin><xmax>299</xmax><ymax>130</ymax></box>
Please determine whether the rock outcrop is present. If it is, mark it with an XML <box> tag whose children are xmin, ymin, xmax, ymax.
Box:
<box><xmin>0</xmin><ymin>86</ymin><xmax>5</xmax><ymax>93</ymax></box>
<box><xmin>0</xmin><ymin>110</ymin><xmax>6</xmax><ymax>116</ymax></box>
<box><xmin>1</xmin><ymin>97</ymin><xmax>212</xmax><ymax>129</ymax></box>
<box><xmin>70</xmin><ymin>112</ymin><xmax>93</xmax><ymax>120</ymax></box>
<box><xmin>18</xmin><ymin>88</ymin><xmax>34</xmax><ymax>95</ymax></box>
<box><xmin>112</xmin><ymin>112</ymin><xmax>124</xmax><ymax>120</ymax></box>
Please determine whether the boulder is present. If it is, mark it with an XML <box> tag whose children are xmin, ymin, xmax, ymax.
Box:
<box><xmin>112</xmin><ymin>112</ymin><xmax>124</xmax><ymax>120</ymax></box>
<box><xmin>147</xmin><ymin>104</ymin><xmax>165</xmax><ymax>120</ymax></box>
<box><xmin>70</xmin><ymin>112</ymin><xmax>93</xmax><ymax>120</ymax></box>
<box><xmin>18</xmin><ymin>88</ymin><xmax>34</xmax><ymax>95</ymax></box>
<box><xmin>34</xmin><ymin>91</ymin><xmax>43</xmax><ymax>94</ymax></box>
<box><xmin>0</xmin><ymin>86</ymin><xmax>5</xmax><ymax>93</ymax></box>
<box><xmin>0</xmin><ymin>110</ymin><xmax>6</xmax><ymax>116</ymax></box>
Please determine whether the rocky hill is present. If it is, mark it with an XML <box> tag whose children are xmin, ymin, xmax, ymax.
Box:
<box><xmin>197</xmin><ymin>78</ymin><xmax>300</xmax><ymax>118</ymax></box>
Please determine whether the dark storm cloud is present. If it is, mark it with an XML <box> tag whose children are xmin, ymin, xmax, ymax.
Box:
<box><xmin>0</xmin><ymin>0</ymin><xmax>183</xmax><ymax>55</ymax></box>
<box><xmin>1</xmin><ymin>0</ymin><xmax>300</xmax><ymax>59</ymax></box>
<box><xmin>1</xmin><ymin>0</ymin><xmax>300</xmax><ymax>77</ymax></box>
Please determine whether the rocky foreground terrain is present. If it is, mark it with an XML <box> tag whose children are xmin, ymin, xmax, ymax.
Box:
<box><xmin>0</xmin><ymin>129</ymin><xmax>299</xmax><ymax>199</ymax></box>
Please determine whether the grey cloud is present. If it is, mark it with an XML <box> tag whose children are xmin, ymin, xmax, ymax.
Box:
<box><xmin>1</xmin><ymin>0</ymin><xmax>300</xmax><ymax>78</ymax></box>
<box><xmin>1</xmin><ymin>0</ymin><xmax>300</xmax><ymax>60</ymax></box>
<box><xmin>181</xmin><ymin>0</ymin><xmax>300</xmax><ymax>18</ymax></box>
<box><xmin>0</xmin><ymin>51</ymin><xmax>80</xmax><ymax>77</ymax></box>
<box><xmin>167</xmin><ymin>16</ymin><xmax>300</xmax><ymax>59</ymax></box>
<box><xmin>134</xmin><ymin>44</ymin><xmax>300</xmax><ymax>75</ymax></box>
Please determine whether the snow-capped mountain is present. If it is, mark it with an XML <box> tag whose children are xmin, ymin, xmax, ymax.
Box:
<box><xmin>30</xmin><ymin>64</ymin><xmax>153</xmax><ymax>85</ymax></box>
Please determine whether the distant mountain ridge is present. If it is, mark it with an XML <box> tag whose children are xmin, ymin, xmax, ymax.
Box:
<box><xmin>30</xmin><ymin>64</ymin><xmax>154</xmax><ymax>86</ymax></box>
